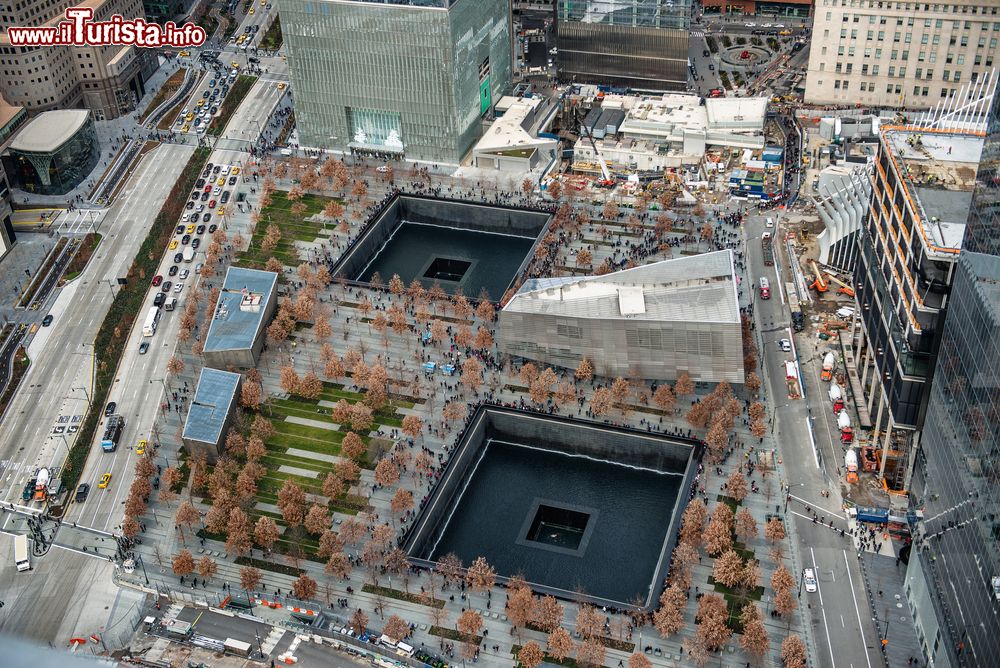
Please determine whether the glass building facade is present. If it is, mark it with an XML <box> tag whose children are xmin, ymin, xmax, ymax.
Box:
<box><xmin>906</xmin><ymin>82</ymin><xmax>1000</xmax><ymax>667</ymax></box>
<box><xmin>555</xmin><ymin>0</ymin><xmax>691</xmax><ymax>90</ymax></box>
<box><xmin>280</xmin><ymin>0</ymin><xmax>512</xmax><ymax>164</ymax></box>
<box><xmin>1</xmin><ymin>114</ymin><xmax>99</xmax><ymax>196</ymax></box>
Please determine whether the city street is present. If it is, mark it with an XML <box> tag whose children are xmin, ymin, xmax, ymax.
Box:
<box><xmin>744</xmin><ymin>211</ymin><xmax>881</xmax><ymax>668</ymax></box>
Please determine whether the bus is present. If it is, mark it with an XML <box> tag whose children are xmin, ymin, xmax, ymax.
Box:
<box><xmin>759</xmin><ymin>277</ymin><xmax>771</xmax><ymax>300</ymax></box>
<box><xmin>14</xmin><ymin>534</ymin><xmax>29</xmax><ymax>572</ymax></box>
<box><xmin>142</xmin><ymin>306</ymin><xmax>161</xmax><ymax>337</ymax></box>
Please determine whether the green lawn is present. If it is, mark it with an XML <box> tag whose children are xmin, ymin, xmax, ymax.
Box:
<box><xmin>237</xmin><ymin>190</ymin><xmax>344</xmax><ymax>268</ymax></box>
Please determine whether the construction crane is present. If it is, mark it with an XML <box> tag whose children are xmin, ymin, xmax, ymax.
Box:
<box><xmin>575</xmin><ymin>108</ymin><xmax>616</xmax><ymax>188</ymax></box>
<box><xmin>809</xmin><ymin>260</ymin><xmax>828</xmax><ymax>293</ymax></box>
<box><xmin>825</xmin><ymin>273</ymin><xmax>855</xmax><ymax>297</ymax></box>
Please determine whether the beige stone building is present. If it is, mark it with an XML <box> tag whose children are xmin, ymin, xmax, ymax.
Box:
<box><xmin>0</xmin><ymin>0</ymin><xmax>156</xmax><ymax>120</ymax></box>
<box><xmin>805</xmin><ymin>0</ymin><xmax>1000</xmax><ymax>109</ymax></box>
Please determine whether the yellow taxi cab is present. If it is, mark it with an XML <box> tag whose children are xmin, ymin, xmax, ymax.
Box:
<box><xmin>185</xmin><ymin>112</ymin><xmax>195</xmax><ymax>121</ymax></box>
<box><xmin>169</xmin><ymin>239</ymin><xmax>179</xmax><ymax>250</ymax></box>
<box><xmin>778</xmin><ymin>29</ymin><xmax>793</xmax><ymax>35</ymax></box>
<box><xmin>136</xmin><ymin>439</ymin><xmax>147</xmax><ymax>456</ymax></box>
<box><xmin>216</xmin><ymin>207</ymin><xmax>226</xmax><ymax>216</ymax></box>
<box><xmin>179</xmin><ymin>50</ymin><xmax>190</xmax><ymax>57</ymax></box>
<box><xmin>215</xmin><ymin>177</ymin><xmax>225</xmax><ymax>186</ymax></box>
<box><xmin>182</xmin><ymin>124</ymin><xmax>190</xmax><ymax>133</ymax></box>
<box><xmin>196</xmin><ymin>98</ymin><xmax>205</xmax><ymax>107</ymax></box>
<box><xmin>231</xmin><ymin>166</ymin><xmax>241</xmax><ymax>175</ymax></box>
<box><xmin>236</xmin><ymin>34</ymin><xmax>246</xmax><ymax>44</ymax></box>
<box><xmin>249</xmin><ymin>7</ymin><xmax>255</xmax><ymax>13</ymax></box>
<box><xmin>231</xmin><ymin>61</ymin><xmax>239</xmax><ymax>69</ymax></box>
<box><xmin>276</xmin><ymin>82</ymin><xmax>286</xmax><ymax>90</ymax></box>
<box><xmin>98</xmin><ymin>473</ymin><xmax>112</xmax><ymax>489</ymax></box>
<box><xmin>186</xmin><ymin>224</ymin><xmax>196</xmax><ymax>234</ymax></box>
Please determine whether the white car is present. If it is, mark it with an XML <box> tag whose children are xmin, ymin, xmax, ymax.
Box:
<box><xmin>181</xmin><ymin>213</ymin><xmax>190</xmax><ymax>223</ymax></box>
<box><xmin>173</xmin><ymin>282</ymin><xmax>184</xmax><ymax>294</ymax></box>
<box><xmin>179</xmin><ymin>269</ymin><xmax>190</xmax><ymax>280</ymax></box>
<box><xmin>779</xmin><ymin>339</ymin><xmax>792</xmax><ymax>352</ymax></box>
<box><xmin>804</xmin><ymin>568</ymin><xmax>818</xmax><ymax>593</ymax></box>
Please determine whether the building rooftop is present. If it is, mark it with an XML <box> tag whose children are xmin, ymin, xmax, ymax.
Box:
<box><xmin>474</xmin><ymin>96</ymin><xmax>555</xmax><ymax>155</ymax></box>
<box><xmin>704</xmin><ymin>97</ymin><xmax>769</xmax><ymax>128</ymax></box>
<box><xmin>883</xmin><ymin>128</ymin><xmax>983</xmax><ymax>253</ymax></box>
<box><xmin>7</xmin><ymin>110</ymin><xmax>90</xmax><ymax>153</ymax></box>
<box><xmin>203</xmin><ymin>267</ymin><xmax>278</xmax><ymax>353</ymax></box>
<box><xmin>182</xmin><ymin>368</ymin><xmax>240</xmax><ymax>445</ymax></box>
<box><xmin>504</xmin><ymin>250</ymin><xmax>740</xmax><ymax>323</ymax></box>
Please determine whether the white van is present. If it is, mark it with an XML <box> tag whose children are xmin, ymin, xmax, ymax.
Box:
<box><xmin>14</xmin><ymin>534</ymin><xmax>29</xmax><ymax>572</ymax></box>
<box><xmin>165</xmin><ymin>296</ymin><xmax>178</xmax><ymax>311</ymax></box>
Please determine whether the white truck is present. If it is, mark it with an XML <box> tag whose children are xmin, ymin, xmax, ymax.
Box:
<box><xmin>182</xmin><ymin>246</ymin><xmax>195</xmax><ymax>263</ymax></box>
<box><xmin>14</xmin><ymin>534</ymin><xmax>29</xmax><ymax>572</ymax></box>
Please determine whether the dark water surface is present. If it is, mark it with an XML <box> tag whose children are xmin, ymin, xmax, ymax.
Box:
<box><xmin>357</xmin><ymin>222</ymin><xmax>534</xmax><ymax>300</ymax></box>
<box><xmin>431</xmin><ymin>441</ymin><xmax>683</xmax><ymax>603</ymax></box>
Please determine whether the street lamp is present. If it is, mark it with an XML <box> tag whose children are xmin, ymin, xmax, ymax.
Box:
<box><xmin>73</xmin><ymin>386</ymin><xmax>92</xmax><ymax>406</ymax></box>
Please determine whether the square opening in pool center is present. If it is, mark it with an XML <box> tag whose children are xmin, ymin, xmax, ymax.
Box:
<box><xmin>423</xmin><ymin>257</ymin><xmax>472</xmax><ymax>283</ymax></box>
<box><xmin>527</xmin><ymin>504</ymin><xmax>591</xmax><ymax>549</ymax></box>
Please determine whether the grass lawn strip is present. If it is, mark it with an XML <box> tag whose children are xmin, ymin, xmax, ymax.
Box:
<box><xmin>362</xmin><ymin>584</ymin><xmax>445</xmax><ymax>609</ymax></box>
<box><xmin>429</xmin><ymin>626</ymin><xmax>482</xmax><ymax>645</ymax></box>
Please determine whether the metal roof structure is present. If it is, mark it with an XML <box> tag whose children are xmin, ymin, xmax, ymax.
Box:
<box><xmin>505</xmin><ymin>250</ymin><xmax>740</xmax><ymax>323</ymax></box>
<box><xmin>8</xmin><ymin>109</ymin><xmax>90</xmax><ymax>153</ymax></box>
<box><xmin>203</xmin><ymin>267</ymin><xmax>278</xmax><ymax>353</ymax></box>
<box><xmin>182</xmin><ymin>368</ymin><xmax>240</xmax><ymax>445</ymax></box>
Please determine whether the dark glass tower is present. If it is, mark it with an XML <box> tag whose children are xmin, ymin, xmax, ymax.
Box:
<box><xmin>906</xmin><ymin>79</ymin><xmax>1000</xmax><ymax>668</ymax></box>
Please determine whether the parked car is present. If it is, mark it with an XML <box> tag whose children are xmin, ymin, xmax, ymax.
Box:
<box><xmin>152</xmin><ymin>275</ymin><xmax>163</xmax><ymax>286</ymax></box>
<box><xmin>180</xmin><ymin>269</ymin><xmax>190</xmax><ymax>280</ymax></box>
<box><xmin>174</xmin><ymin>283</ymin><xmax>184</xmax><ymax>294</ymax></box>
<box><xmin>161</xmin><ymin>281</ymin><xmax>172</xmax><ymax>293</ymax></box>
<box><xmin>221</xmin><ymin>191</ymin><xmax>230</xmax><ymax>204</ymax></box>
<box><xmin>176</xmin><ymin>224</ymin><xmax>185</xmax><ymax>234</ymax></box>
<box><xmin>803</xmin><ymin>568</ymin><xmax>818</xmax><ymax>593</ymax></box>
<box><xmin>42</xmin><ymin>314</ymin><xmax>53</xmax><ymax>326</ymax></box>
<box><xmin>173</xmin><ymin>252</ymin><xmax>184</xmax><ymax>263</ymax></box>
<box><xmin>192</xmin><ymin>238</ymin><xmax>201</xmax><ymax>249</ymax></box>
<box><xmin>208</xmin><ymin>224</ymin><xmax>218</xmax><ymax>234</ymax></box>
<box><xmin>154</xmin><ymin>293</ymin><xmax>165</xmax><ymax>307</ymax></box>
<box><xmin>186</xmin><ymin>201</ymin><xmax>194</xmax><ymax>210</ymax></box>
<box><xmin>779</xmin><ymin>339</ymin><xmax>792</xmax><ymax>352</ymax></box>
<box><xmin>168</xmin><ymin>265</ymin><xmax>179</xmax><ymax>276</ymax></box>
<box><xmin>181</xmin><ymin>234</ymin><xmax>191</xmax><ymax>245</ymax></box>
<box><xmin>203</xmin><ymin>213</ymin><xmax>211</xmax><ymax>223</ymax></box>
<box><xmin>196</xmin><ymin>225</ymin><xmax>206</xmax><ymax>235</ymax></box>
<box><xmin>228</xmin><ymin>176</ymin><xmax>237</xmax><ymax>186</ymax></box>
<box><xmin>195</xmin><ymin>178</ymin><xmax>205</xmax><ymax>188</ymax></box>
<box><xmin>104</xmin><ymin>401</ymin><xmax>117</xmax><ymax>416</ymax></box>
<box><xmin>75</xmin><ymin>483</ymin><xmax>90</xmax><ymax>502</ymax></box>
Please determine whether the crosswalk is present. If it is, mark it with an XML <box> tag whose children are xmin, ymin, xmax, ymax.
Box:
<box><xmin>259</xmin><ymin>626</ymin><xmax>286</xmax><ymax>654</ymax></box>
<box><xmin>691</xmin><ymin>30</ymin><xmax>706</xmax><ymax>38</ymax></box>
<box><xmin>55</xmin><ymin>209</ymin><xmax>108</xmax><ymax>235</ymax></box>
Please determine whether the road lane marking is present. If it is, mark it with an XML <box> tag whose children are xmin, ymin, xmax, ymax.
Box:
<box><xmin>843</xmin><ymin>549</ymin><xmax>874</xmax><ymax>668</ymax></box>
<box><xmin>810</xmin><ymin>547</ymin><xmax>836</xmax><ymax>668</ymax></box>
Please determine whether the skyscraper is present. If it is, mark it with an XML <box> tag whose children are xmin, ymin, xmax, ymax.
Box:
<box><xmin>905</xmin><ymin>76</ymin><xmax>1000</xmax><ymax>668</ymax></box>
<box><xmin>555</xmin><ymin>0</ymin><xmax>691</xmax><ymax>91</ymax></box>
<box><xmin>280</xmin><ymin>0</ymin><xmax>512</xmax><ymax>165</ymax></box>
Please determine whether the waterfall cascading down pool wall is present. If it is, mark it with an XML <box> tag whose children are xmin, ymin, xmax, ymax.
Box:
<box><xmin>330</xmin><ymin>194</ymin><xmax>553</xmax><ymax>301</ymax></box>
<box><xmin>403</xmin><ymin>405</ymin><xmax>702</xmax><ymax>611</ymax></box>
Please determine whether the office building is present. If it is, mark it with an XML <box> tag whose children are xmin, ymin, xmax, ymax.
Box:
<box><xmin>0</xmin><ymin>98</ymin><xmax>24</xmax><ymax>259</ymax></box>
<box><xmin>850</xmin><ymin>78</ymin><xmax>990</xmax><ymax>493</ymax></box>
<box><xmin>0</xmin><ymin>0</ymin><xmax>157</xmax><ymax>120</ymax></box>
<box><xmin>905</xmin><ymin>75</ymin><xmax>1000</xmax><ymax>668</ymax></box>
<box><xmin>280</xmin><ymin>0</ymin><xmax>512</xmax><ymax>165</ymax></box>
<box><xmin>805</xmin><ymin>0</ymin><xmax>1000</xmax><ymax>109</ymax></box>
<box><xmin>555</xmin><ymin>0</ymin><xmax>691</xmax><ymax>91</ymax></box>
<box><xmin>498</xmin><ymin>250</ymin><xmax>744</xmax><ymax>384</ymax></box>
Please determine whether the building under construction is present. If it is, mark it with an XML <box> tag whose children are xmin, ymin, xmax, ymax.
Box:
<box><xmin>848</xmin><ymin>81</ymin><xmax>989</xmax><ymax>495</ymax></box>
